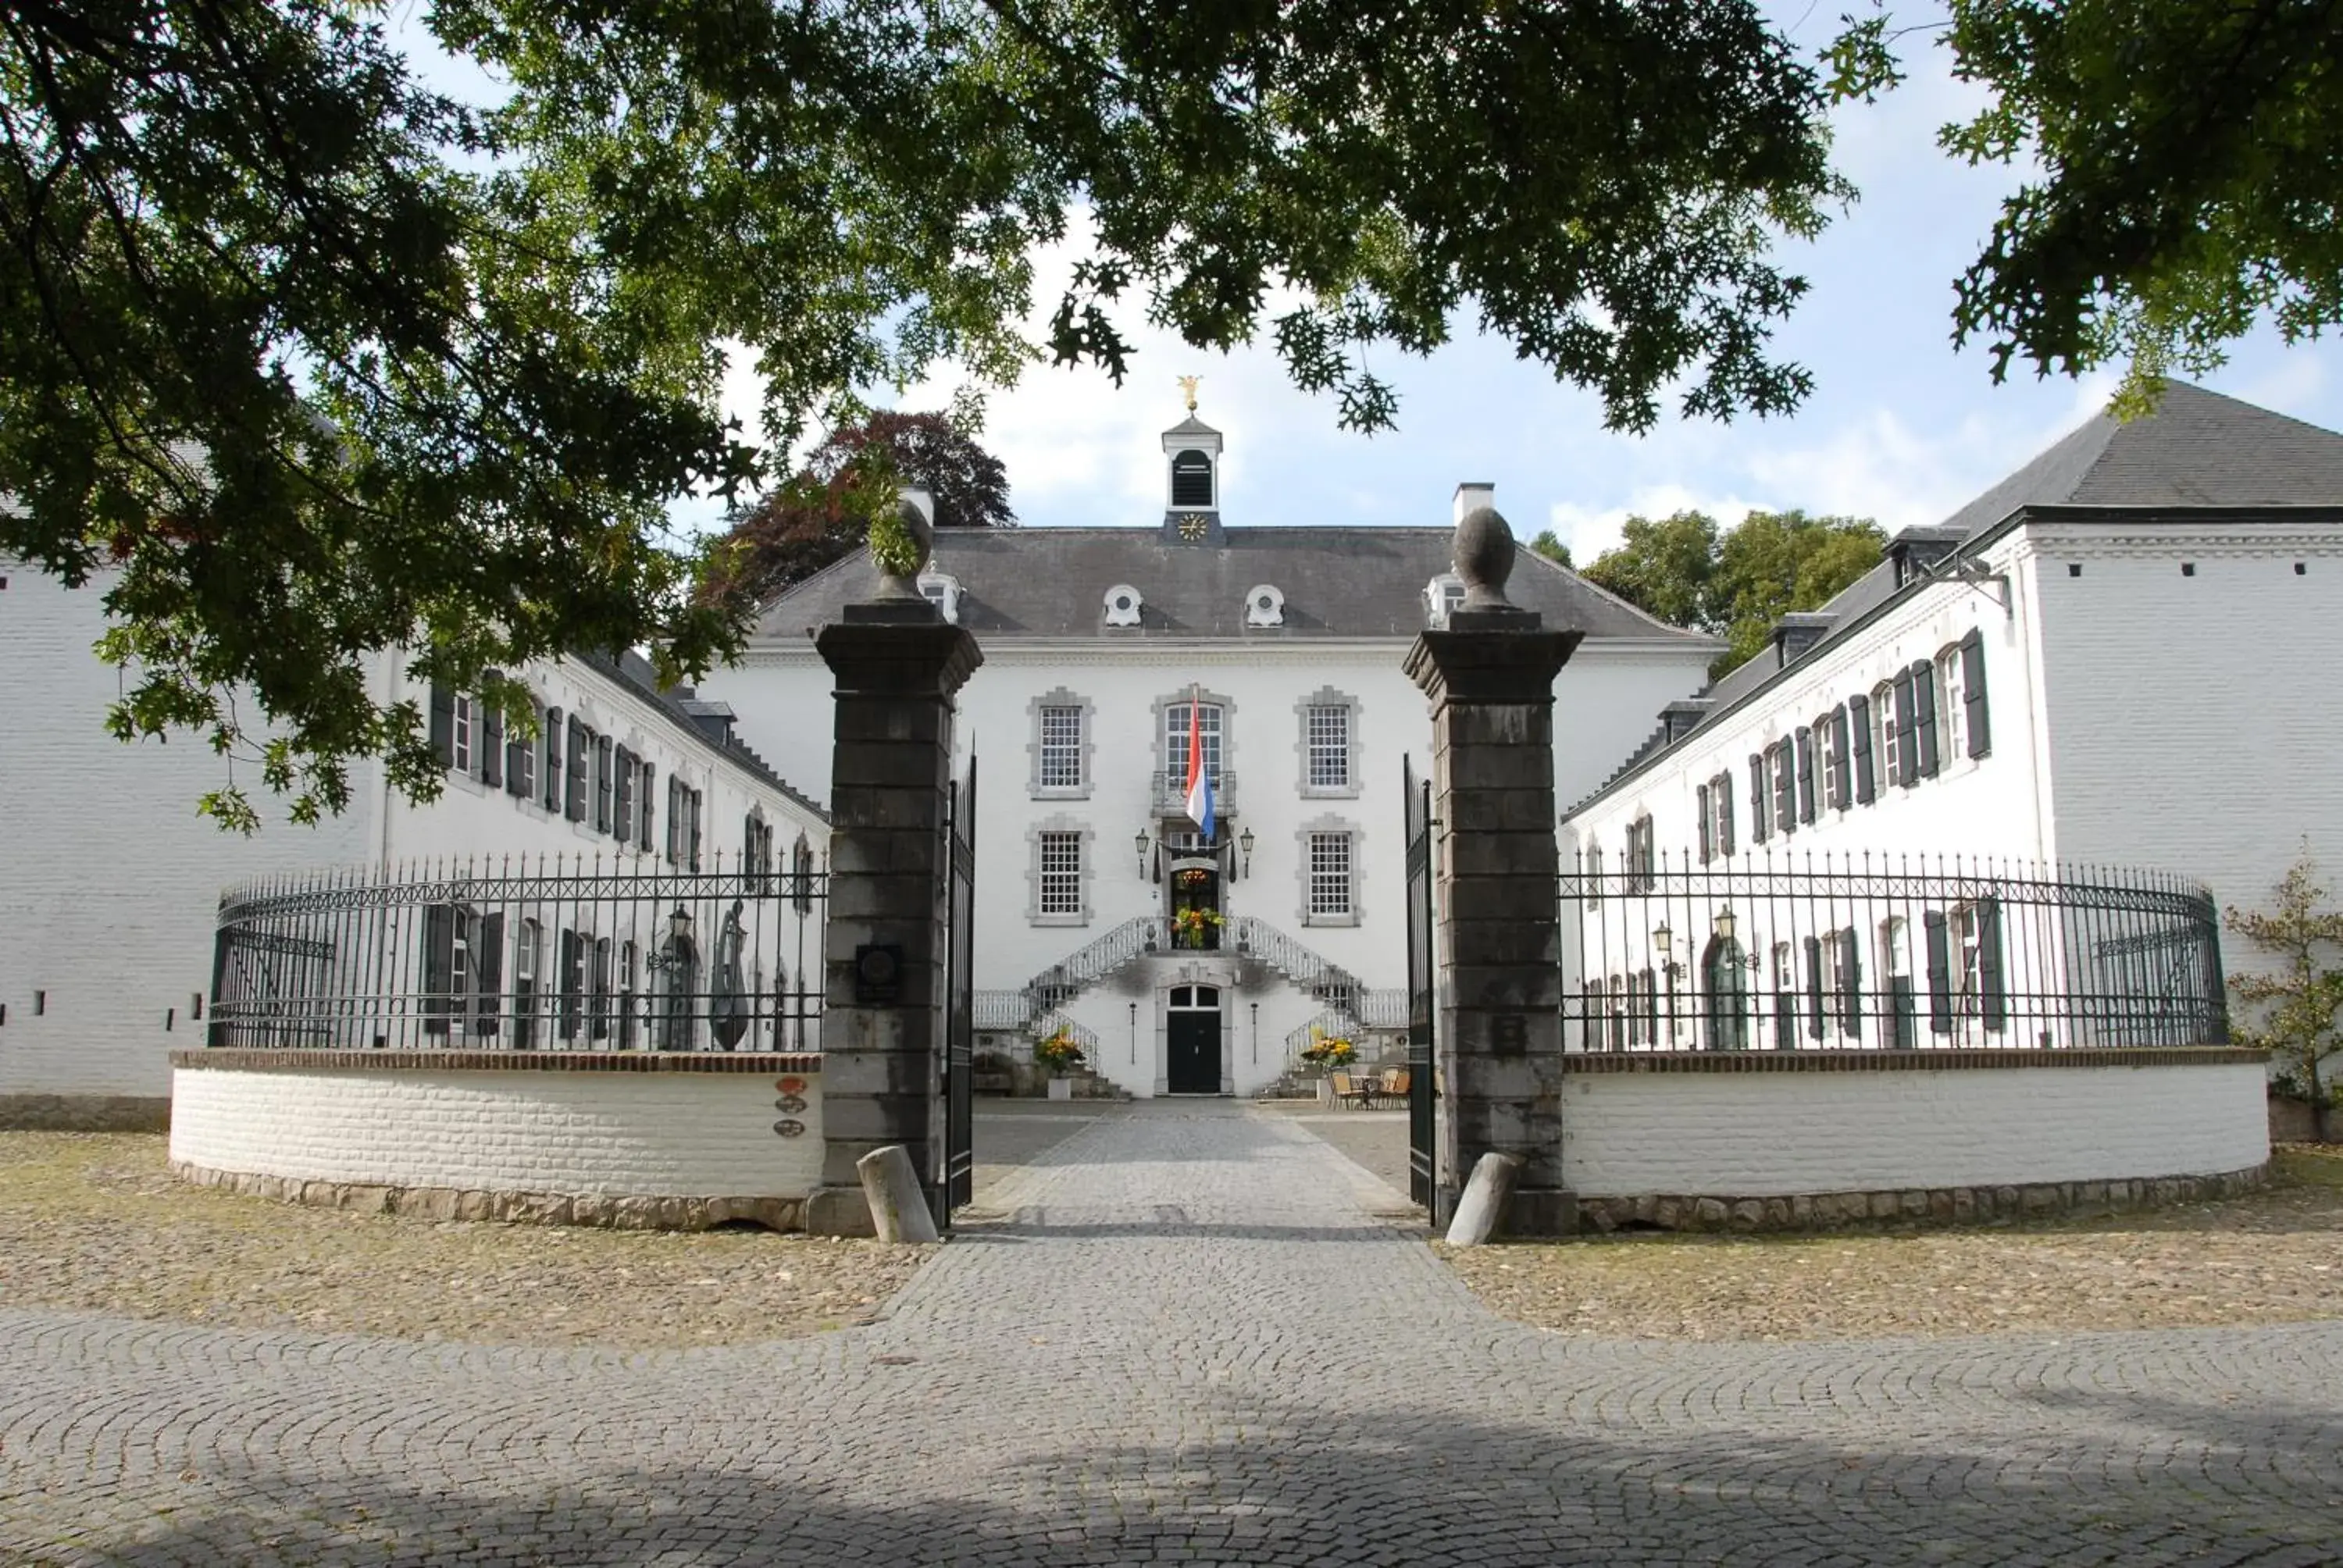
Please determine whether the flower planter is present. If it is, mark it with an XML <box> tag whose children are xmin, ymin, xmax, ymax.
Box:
<box><xmin>1047</xmin><ymin>1078</ymin><xmax>1075</xmax><ymax>1102</ymax></box>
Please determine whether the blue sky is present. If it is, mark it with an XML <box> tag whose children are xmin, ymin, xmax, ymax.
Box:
<box><xmin>394</xmin><ymin>4</ymin><xmax>2343</xmax><ymax>561</ymax></box>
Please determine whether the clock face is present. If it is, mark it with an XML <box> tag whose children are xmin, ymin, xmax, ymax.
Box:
<box><xmin>1179</xmin><ymin>514</ymin><xmax>1208</xmax><ymax>540</ymax></box>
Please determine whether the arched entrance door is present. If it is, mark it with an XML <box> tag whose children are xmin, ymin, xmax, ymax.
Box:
<box><xmin>1703</xmin><ymin>936</ymin><xmax>1749</xmax><ymax>1053</ymax></box>
<box><xmin>1168</xmin><ymin>858</ymin><xmax>1222</xmax><ymax>950</ymax></box>
<box><xmin>1165</xmin><ymin>984</ymin><xmax>1222</xmax><ymax>1094</ymax></box>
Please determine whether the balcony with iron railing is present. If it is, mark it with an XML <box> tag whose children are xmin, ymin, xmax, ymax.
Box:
<box><xmin>1149</xmin><ymin>769</ymin><xmax>1238</xmax><ymax>818</ymax></box>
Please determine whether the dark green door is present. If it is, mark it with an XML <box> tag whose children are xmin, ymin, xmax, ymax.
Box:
<box><xmin>1166</xmin><ymin>989</ymin><xmax>1221</xmax><ymax>1093</ymax></box>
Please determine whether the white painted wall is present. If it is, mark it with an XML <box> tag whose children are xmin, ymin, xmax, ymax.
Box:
<box><xmin>2</xmin><ymin>563</ymin><xmax>829</xmax><ymax>1101</ymax></box>
<box><xmin>1560</xmin><ymin>1060</ymin><xmax>2269</xmax><ymax>1196</ymax></box>
<box><xmin>0</xmin><ymin>569</ymin><xmax>373</xmax><ymax>1099</ymax></box>
<box><xmin>2028</xmin><ymin>523</ymin><xmax>2343</xmax><ymax>969</ymax></box>
<box><xmin>169</xmin><ymin>1065</ymin><xmax>823</xmax><ymax>1198</ymax></box>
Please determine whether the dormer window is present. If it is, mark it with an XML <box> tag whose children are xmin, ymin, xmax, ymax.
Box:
<box><xmin>918</xmin><ymin>569</ymin><xmax>962</xmax><ymax>624</ymax></box>
<box><xmin>1245</xmin><ymin>584</ymin><xmax>1284</xmax><ymax>627</ymax></box>
<box><xmin>1104</xmin><ymin>583</ymin><xmax>1144</xmax><ymax>627</ymax></box>
<box><xmin>1424</xmin><ymin>573</ymin><xmax>1466</xmax><ymax>628</ymax></box>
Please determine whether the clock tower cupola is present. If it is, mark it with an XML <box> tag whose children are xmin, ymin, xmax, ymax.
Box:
<box><xmin>1161</xmin><ymin>383</ymin><xmax>1224</xmax><ymax>545</ymax></box>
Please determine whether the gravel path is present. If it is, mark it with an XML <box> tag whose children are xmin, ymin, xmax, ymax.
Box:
<box><xmin>5</xmin><ymin>1102</ymin><xmax>2342</xmax><ymax>1566</ymax></box>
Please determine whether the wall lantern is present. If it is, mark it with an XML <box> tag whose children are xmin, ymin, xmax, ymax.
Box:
<box><xmin>1134</xmin><ymin>829</ymin><xmax>1152</xmax><ymax>876</ymax></box>
<box><xmin>1651</xmin><ymin>922</ymin><xmax>1673</xmax><ymax>960</ymax></box>
<box><xmin>667</xmin><ymin>905</ymin><xmax>695</xmax><ymax>948</ymax></box>
<box><xmin>1238</xmin><ymin>827</ymin><xmax>1256</xmax><ymax>878</ymax></box>
<box><xmin>1712</xmin><ymin>907</ymin><xmax>1736</xmax><ymax>943</ymax></box>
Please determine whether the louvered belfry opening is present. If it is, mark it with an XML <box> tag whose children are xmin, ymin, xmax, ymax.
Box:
<box><xmin>1170</xmin><ymin>448</ymin><xmax>1214</xmax><ymax>507</ymax></box>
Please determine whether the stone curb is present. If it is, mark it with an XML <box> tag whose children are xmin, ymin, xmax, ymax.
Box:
<box><xmin>169</xmin><ymin>1160</ymin><xmax>804</xmax><ymax>1232</ymax></box>
<box><xmin>1574</xmin><ymin>1164</ymin><xmax>2270</xmax><ymax>1235</ymax></box>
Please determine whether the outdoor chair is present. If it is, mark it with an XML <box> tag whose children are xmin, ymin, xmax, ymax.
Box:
<box><xmin>1328</xmin><ymin>1071</ymin><xmax>1372</xmax><ymax>1110</ymax></box>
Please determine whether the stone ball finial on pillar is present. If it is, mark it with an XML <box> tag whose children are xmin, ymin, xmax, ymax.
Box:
<box><xmin>868</xmin><ymin>489</ymin><xmax>936</xmax><ymax>602</ymax></box>
<box><xmin>1453</xmin><ymin>504</ymin><xmax>1517</xmax><ymax>611</ymax></box>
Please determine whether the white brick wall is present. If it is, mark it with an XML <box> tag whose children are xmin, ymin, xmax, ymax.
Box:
<box><xmin>169</xmin><ymin>1066</ymin><xmax>823</xmax><ymax>1198</ymax></box>
<box><xmin>2</xmin><ymin>562</ymin><xmax>828</xmax><ymax>1101</ymax></box>
<box><xmin>1560</xmin><ymin>1061</ymin><xmax>2269</xmax><ymax>1196</ymax></box>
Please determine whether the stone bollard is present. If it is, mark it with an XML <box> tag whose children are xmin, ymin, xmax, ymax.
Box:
<box><xmin>857</xmin><ymin>1145</ymin><xmax>941</xmax><ymax>1244</ymax></box>
<box><xmin>1444</xmin><ymin>1150</ymin><xmax>1524</xmax><ymax>1246</ymax></box>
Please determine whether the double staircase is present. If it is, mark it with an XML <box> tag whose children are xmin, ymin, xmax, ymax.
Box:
<box><xmin>981</xmin><ymin>914</ymin><xmax>1369</xmax><ymax>1029</ymax></box>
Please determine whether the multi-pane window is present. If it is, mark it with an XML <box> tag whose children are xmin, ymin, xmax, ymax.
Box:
<box><xmin>1585</xmin><ymin>843</ymin><xmax>1604</xmax><ymax>908</ymax></box>
<box><xmin>1937</xmin><ymin>647</ymin><xmax>1967</xmax><ymax>761</ymax></box>
<box><xmin>1821</xmin><ymin>710</ymin><xmax>1846</xmax><ymax>811</ymax></box>
<box><xmin>1624</xmin><ymin>814</ymin><xmax>1656</xmax><ymax>892</ymax></box>
<box><xmin>1306</xmin><ymin>704</ymin><xmax>1350</xmax><ymax>789</ymax></box>
<box><xmin>1164</xmin><ymin>702</ymin><xmax>1224</xmax><ymax>789</ymax></box>
<box><xmin>1307</xmin><ymin>830</ymin><xmax>1353</xmax><ymax>918</ymax></box>
<box><xmin>1038</xmin><ymin>831</ymin><xmax>1082</xmax><ymax>916</ymax></box>
<box><xmin>1952</xmin><ymin>903</ymin><xmax>1986</xmax><ymax>1018</ymax></box>
<box><xmin>1039</xmin><ymin>705</ymin><xmax>1084</xmax><ymax>789</ymax></box>
<box><xmin>744</xmin><ymin>814</ymin><xmax>775</xmax><ymax>875</ymax></box>
<box><xmin>1770</xmin><ymin>739</ymin><xmax>1796</xmax><ymax>834</ymax></box>
<box><xmin>1870</xmin><ymin>682</ymin><xmax>1899</xmax><ymax>791</ymax></box>
<box><xmin>513</xmin><ymin>918</ymin><xmax>540</xmax><ymax>1050</ymax></box>
<box><xmin>451</xmin><ymin>695</ymin><xmax>474</xmax><ymax>774</ymax></box>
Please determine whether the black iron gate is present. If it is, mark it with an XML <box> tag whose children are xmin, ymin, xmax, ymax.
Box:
<box><xmin>938</xmin><ymin>752</ymin><xmax>978</xmax><ymax>1227</ymax></box>
<box><xmin>1403</xmin><ymin>757</ymin><xmax>1437</xmax><ymax>1210</ymax></box>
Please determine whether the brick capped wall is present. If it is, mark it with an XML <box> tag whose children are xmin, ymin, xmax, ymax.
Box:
<box><xmin>1560</xmin><ymin>1051</ymin><xmax>2269</xmax><ymax>1198</ymax></box>
<box><xmin>169</xmin><ymin>1057</ymin><xmax>822</xmax><ymax>1228</ymax></box>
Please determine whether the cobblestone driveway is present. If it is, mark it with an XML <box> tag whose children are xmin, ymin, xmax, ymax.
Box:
<box><xmin>5</xmin><ymin>1103</ymin><xmax>2340</xmax><ymax>1566</ymax></box>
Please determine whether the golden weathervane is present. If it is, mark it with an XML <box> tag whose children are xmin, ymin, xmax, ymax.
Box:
<box><xmin>1176</xmin><ymin>374</ymin><xmax>1201</xmax><ymax>412</ymax></box>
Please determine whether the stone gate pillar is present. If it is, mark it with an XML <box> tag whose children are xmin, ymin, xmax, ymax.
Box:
<box><xmin>804</xmin><ymin>496</ymin><xmax>982</xmax><ymax>1236</ymax></box>
<box><xmin>1404</xmin><ymin>490</ymin><xmax>1582</xmax><ymax>1235</ymax></box>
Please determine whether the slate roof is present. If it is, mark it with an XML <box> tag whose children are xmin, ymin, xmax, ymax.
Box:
<box><xmin>751</xmin><ymin>526</ymin><xmax>1713</xmax><ymax>644</ymax></box>
<box><xmin>1566</xmin><ymin>381</ymin><xmax>2343</xmax><ymax>814</ymax></box>
<box><xmin>584</xmin><ymin>648</ymin><xmax>828</xmax><ymax>821</ymax></box>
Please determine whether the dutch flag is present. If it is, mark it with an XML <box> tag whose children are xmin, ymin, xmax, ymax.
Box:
<box><xmin>1183</xmin><ymin>688</ymin><xmax>1215</xmax><ymax>839</ymax></box>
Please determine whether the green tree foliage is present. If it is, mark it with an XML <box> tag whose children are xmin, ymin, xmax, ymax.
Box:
<box><xmin>1527</xmin><ymin>529</ymin><xmax>1572</xmax><ymax>569</ymax></box>
<box><xmin>2</xmin><ymin>0</ymin><xmax>1849</xmax><ymax>825</ymax></box>
<box><xmin>700</xmin><ymin>412</ymin><xmax>1015</xmax><ymax>615</ymax></box>
<box><xmin>1579</xmin><ymin>509</ymin><xmax>1882</xmax><ymax>677</ymax></box>
<box><xmin>2226</xmin><ymin>846</ymin><xmax>2343</xmax><ymax>1143</ymax></box>
<box><xmin>1829</xmin><ymin>0</ymin><xmax>2343</xmax><ymax>415</ymax></box>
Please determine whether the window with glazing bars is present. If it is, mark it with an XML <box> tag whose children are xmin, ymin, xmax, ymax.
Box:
<box><xmin>1039</xmin><ymin>706</ymin><xmax>1083</xmax><ymax>788</ymax></box>
<box><xmin>1307</xmin><ymin>704</ymin><xmax>1350</xmax><ymax>789</ymax></box>
<box><xmin>1038</xmin><ymin>832</ymin><xmax>1082</xmax><ymax>915</ymax></box>
<box><xmin>1164</xmin><ymin>702</ymin><xmax>1223</xmax><ymax>788</ymax></box>
<box><xmin>1308</xmin><ymin>831</ymin><xmax>1353</xmax><ymax>917</ymax></box>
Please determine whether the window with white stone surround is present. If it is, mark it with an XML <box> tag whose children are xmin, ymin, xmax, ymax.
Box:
<box><xmin>1026</xmin><ymin>816</ymin><xmax>1093</xmax><ymax>926</ymax></box>
<box><xmin>1294</xmin><ymin>687</ymin><xmax>1361</xmax><ymax>797</ymax></box>
<box><xmin>1028</xmin><ymin>687</ymin><xmax>1093</xmax><ymax>798</ymax></box>
<box><xmin>1296</xmin><ymin>815</ymin><xmax>1360</xmax><ymax>926</ymax></box>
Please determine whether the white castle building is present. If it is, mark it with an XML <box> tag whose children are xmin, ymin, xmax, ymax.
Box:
<box><xmin>1560</xmin><ymin>382</ymin><xmax>2343</xmax><ymax>1046</ymax></box>
<box><xmin>0</xmin><ymin>571</ymin><xmax>827</xmax><ymax>1123</ymax></box>
<box><xmin>702</xmin><ymin>411</ymin><xmax>1719</xmax><ymax>1096</ymax></box>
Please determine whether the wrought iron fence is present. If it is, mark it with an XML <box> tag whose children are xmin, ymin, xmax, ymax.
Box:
<box><xmin>1560</xmin><ymin>849</ymin><xmax>2226</xmax><ymax>1053</ymax></box>
<box><xmin>209</xmin><ymin>851</ymin><xmax>827</xmax><ymax>1052</ymax></box>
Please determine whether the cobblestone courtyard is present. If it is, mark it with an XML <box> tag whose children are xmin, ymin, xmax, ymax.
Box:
<box><xmin>5</xmin><ymin>1103</ymin><xmax>2341</xmax><ymax>1566</ymax></box>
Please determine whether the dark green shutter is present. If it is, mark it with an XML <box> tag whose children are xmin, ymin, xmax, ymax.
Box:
<box><xmin>1849</xmin><ymin>694</ymin><xmax>1875</xmax><ymax>804</ymax></box>
<box><xmin>543</xmin><ymin>706</ymin><xmax>564</xmax><ymax>811</ymax></box>
<box><xmin>422</xmin><ymin>903</ymin><xmax>454</xmax><ymax>1035</ymax></box>
<box><xmin>639</xmin><ymin>763</ymin><xmax>656</xmax><ymax>851</ymax></box>
<box><xmin>1803</xmin><ymin>935</ymin><xmax>1824</xmax><ymax>1040</ymax></box>
<box><xmin>1829</xmin><ymin>704</ymin><xmax>1853</xmax><ymax>810</ymax></box>
<box><xmin>1838</xmin><ymin>928</ymin><xmax>1863</xmax><ymax>1041</ymax></box>
<box><xmin>1696</xmin><ymin>783</ymin><xmax>1713</xmax><ymax>863</ymax></box>
<box><xmin>1978</xmin><ymin>896</ymin><xmax>2007</xmax><ymax>1032</ymax></box>
<box><xmin>428</xmin><ymin>683</ymin><xmax>455</xmax><ymax>768</ymax></box>
<box><xmin>1924</xmin><ymin>911</ymin><xmax>1953</xmax><ymax>1034</ymax></box>
<box><xmin>475</xmin><ymin>913</ymin><xmax>504</xmax><ymax>1038</ymax></box>
<box><xmin>1718</xmin><ymin>779</ymin><xmax>1735</xmax><ymax>857</ymax></box>
<box><xmin>1795</xmin><ymin>728</ymin><xmax>1816</xmax><ymax>824</ymax></box>
<box><xmin>480</xmin><ymin>682</ymin><xmax>504</xmax><ymax>789</ymax></box>
<box><xmin>1961</xmin><ymin>629</ymin><xmax>1991</xmax><ymax>757</ymax></box>
<box><xmin>1911</xmin><ymin>661</ymin><xmax>1941</xmax><ymax>777</ymax></box>
<box><xmin>565</xmin><ymin>717</ymin><xmax>587</xmax><ymax>821</ymax></box>
<box><xmin>1892</xmin><ymin>670</ymin><xmax>1918</xmax><ymax>786</ymax></box>
<box><xmin>1749</xmin><ymin>755</ymin><xmax>1767</xmax><ymax>843</ymax></box>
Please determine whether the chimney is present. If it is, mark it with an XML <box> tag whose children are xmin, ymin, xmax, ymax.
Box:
<box><xmin>1452</xmin><ymin>482</ymin><xmax>1496</xmax><ymax>524</ymax></box>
